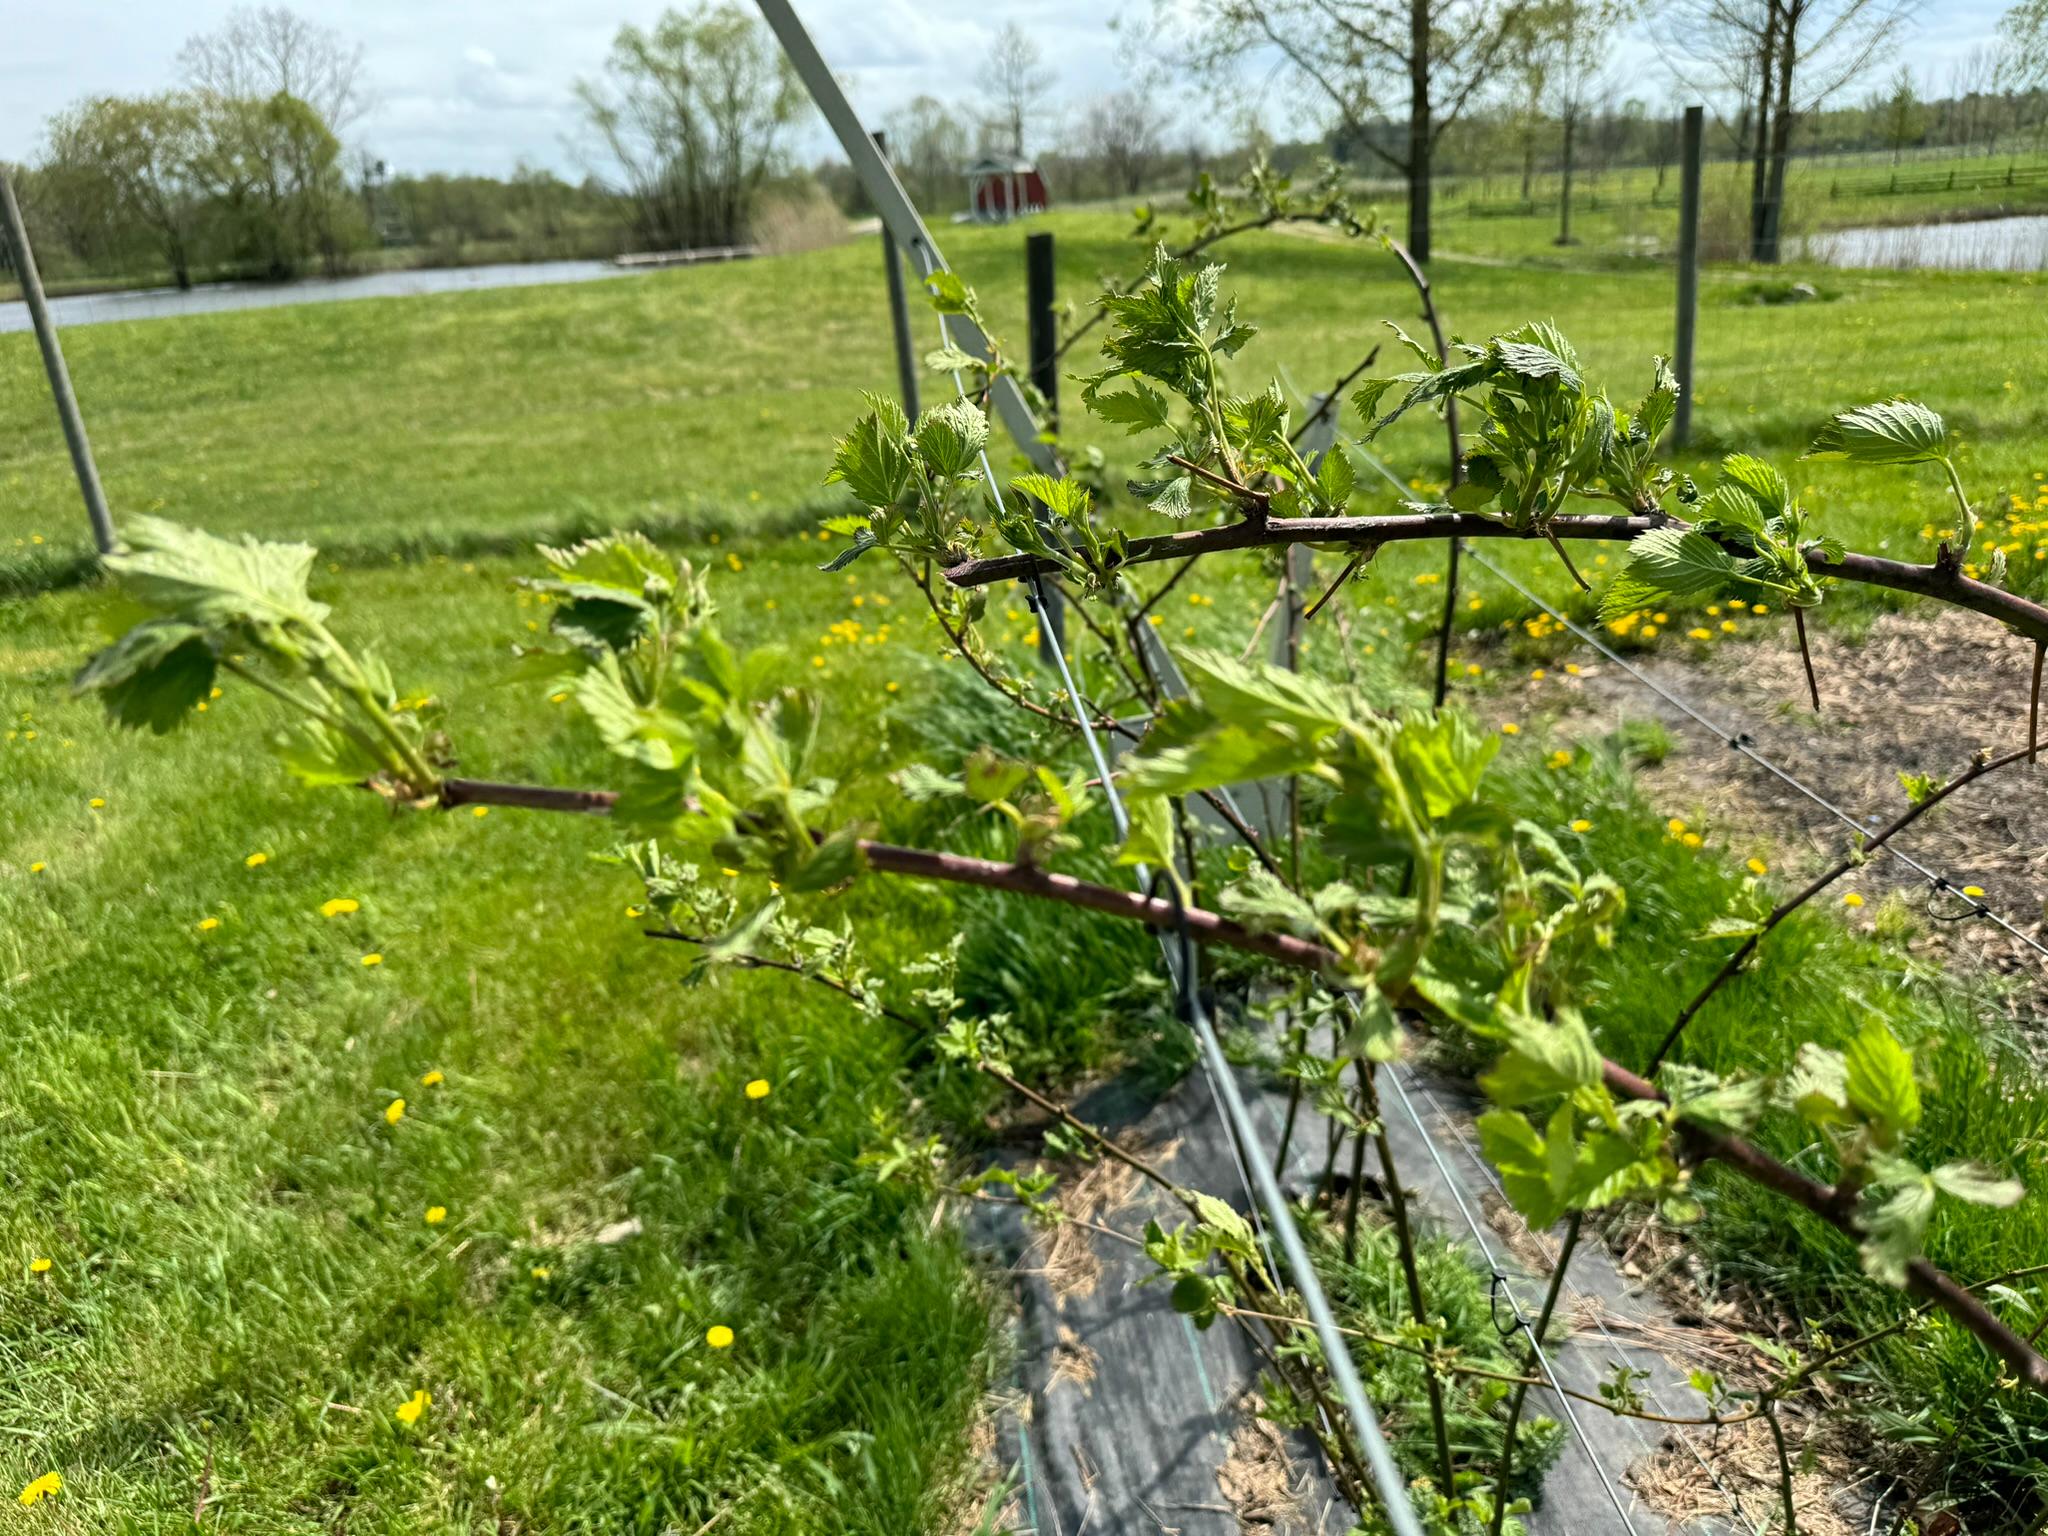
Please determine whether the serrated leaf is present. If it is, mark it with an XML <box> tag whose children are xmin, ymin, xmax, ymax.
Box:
<box><xmin>1133</xmin><ymin>473</ymin><xmax>1194</xmax><ymax>519</ymax></box>
<box><xmin>1844</xmin><ymin>1021</ymin><xmax>1921</xmax><ymax>1143</ymax></box>
<box><xmin>826</xmin><ymin>394</ymin><xmax>914</xmax><ymax>509</ymax></box>
<box><xmin>914</xmin><ymin>397</ymin><xmax>989</xmax><ymax>479</ymax></box>
<box><xmin>1804</xmin><ymin>400</ymin><xmax>1945</xmax><ymax>464</ymax></box>
<box><xmin>1858</xmin><ymin>1177</ymin><xmax>1935</xmax><ymax>1287</ymax></box>
<box><xmin>1013</xmin><ymin>472</ymin><xmax>1091</xmax><ymax>520</ymax></box>
<box><xmin>272</xmin><ymin>717</ymin><xmax>383</xmax><ymax>788</ymax></box>
<box><xmin>105</xmin><ymin>515</ymin><xmax>328</xmax><ymax>636</ymax></box>
<box><xmin>574</xmin><ymin>658</ymin><xmax>692</xmax><ymax>772</ymax></box>
<box><xmin>72</xmin><ymin>619</ymin><xmax>217</xmax><ymax>734</ymax></box>
<box><xmin>962</xmin><ymin>746</ymin><xmax>1031</xmax><ymax>806</ymax></box>
<box><xmin>1599</xmin><ymin>527</ymin><xmax>1741</xmax><ymax>619</ymax></box>
<box><xmin>817</xmin><ymin>526</ymin><xmax>880</xmax><ymax>573</ymax></box>
<box><xmin>1316</xmin><ymin>447</ymin><xmax>1356</xmax><ymax>509</ymax></box>
<box><xmin>1480</xmin><ymin>1010</ymin><xmax>1601</xmax><ymax>1108</ymax></box>
<box><xmin>1718</xmin><ymin>454</ymin><xmax>1789</xmax><ymax>515</ymax></box>
<box><xmin>1929</xmin><ymin>1161</ymin><xmax>2024</xmax><ymax>1207</ymax></box>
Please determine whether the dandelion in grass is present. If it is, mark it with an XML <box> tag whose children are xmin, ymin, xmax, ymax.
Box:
<box><xmin>1747</xmin><ymin>858</ymin><xmax>1769</xmax><ymax>877</ymax></box>
<box><xmin>885</xmin><ymin>681</ymin><xmax>900</xmax><ymax>693</ymax></box>
<box><xmin>245</xmin><ymin>852</ymin><xmax>269</xmax><ymax>868</ymax></box>
<box><xmin>706</xmin><ymin>1326</ymin><xmax>735</xmax><ymax>1350</ymax></box>
<box><xmin>745</xmin><ymin>1079</ymin><xmax>771</xmax><ymax>1101</ymax></box>
<box><xmin>420</xmin><ymin>1070</ymin><xmax>444</xmax><ymax>1088</ymax></box>
<box><xmin>470</xmin><ymin>806</ymin><xmax>489</xmax><ymax>819</ymax></box>
<box><xmin>425</xmin><ymin>1206</ymin><xmax>447</xmax><ymax>1225</ymax></box>
<box><xmin>1688</xmin><ymin>627</ymin><xmax>1713</xmax><ymax>641</ymax></box>
<box><xmin>17</xmin><ymin>1472</ymin><xmax>59</xmax><ymax>1507</ymax></box>
<box><xmin>361</xmin><ymin>953</ymin><xmax>383</xmax><ymax>968</ymax></box>
<box><xmin>1683</xmin><ymin>832</ymin><xmax>1704</xmax><ymax>849</ymax></box>
<box><xmin>1547</xmin><ymin>750</ymin><xmax>1572</xmax><ymax>770</ymax></box>
<box><xmin>1963</xmin><ymin>885</ymin><xmax>1986</xmax><ymax>898</ymax></box>
<box><xmin>385</xmin><ymin>1098</ymin><xmax>406</xmax><ymax>1126</ymax></box>
<box><xmin>320</xmin><ymin>898</ymin><xmax>358</xmax><ymax>918</ymax></box>
<box><xmin>1564</xmin><ymin>664</ymin><xmax>1580</xmax><ymax>676</ymax></box>
<box><xmin>625</xmin><ymin>905</ymin><xmax>643</xmax><ymax>918</ymax></box>
<box><xmin>530</xmin><ymin>1265</ymin><xmax>551</xmax><ymax>1280</ymax></box>
<box><xmin>1570</xmin><ymin>819</ymin><xmax>1592</xmax><ymax>833</ymax></box>
<box><xmin>1843</xmin><ymin>892</ymin><xmax>1865</xmax><ymax>908</ymax></box>
<box><xmin>88</xmin><ymin>797</ymin><xmax>104</xmax><ymax>810</ymax></box>
<box><xmin>720</xmin><ymin>867</ymin><xmax>739</xmax><ymax>879</ymax></box>
<box><xmin>1530</xmin><ymin>669</ymin><xmax>1546</xmax><ymax>681</ymax></box>
<box><xmin>29</xmin><ymin>862</ymin><xmax>46</xmax><ymax>875</ymax></box>
<box><xmin>1666</xmin><ymin>818</ymin><xmax>1688</xmax><ymax>837</ymax></box>
<box><xmin>395</xmin><ymin>1390</ymin><xmax>431</xmax><ymax>1426</ymax></box>
<box><xmin>197</xmin><ymin>917</ymin><xmax>220</xmax><ymax>932</ymax></box>
<box><xmin>29</xmin><ymin>1258</ymin><xmax>51</xmax><ymax>1274</ymax></box>
<box><xmin>1500</xmin><ymin>722</ymin><xmax>1520</xmax><ymax>736</ymax></box>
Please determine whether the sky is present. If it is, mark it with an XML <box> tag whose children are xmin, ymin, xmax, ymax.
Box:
<box><xmin>0</xmin><ymin>0</ymin><xmax>2018</xmax><ymax>180</ymax></box>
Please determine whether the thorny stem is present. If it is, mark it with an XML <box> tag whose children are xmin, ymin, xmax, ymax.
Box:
<box><xmin>1793</xmin><ymin>606</ymin><xmax>1821</xmax><ymax>712</ymax></box>
<box><xmin>1649</xmin><ymin>744</ymin><xmax>2034</xmax><ymax>1071</ymax></box>
<box><xmin>1489</xmin><ymin>1211</ymin><xmax>1586</xmax><ymax>1536</ymax></box>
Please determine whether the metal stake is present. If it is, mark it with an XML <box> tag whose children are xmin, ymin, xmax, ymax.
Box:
<box><xmin>871</xmin><ymin>132</ymin><xmax>919</xmax><ymax>417</ymax></box>
<box><xmin>1673</xmin><ymin>105</ymin><xmax>1704</xmax><ymax>450</ymax></box>
<box><xmin>0</xmin><ymin>167</ymin><xmax>115</xmax><ymax>553</ymax></box>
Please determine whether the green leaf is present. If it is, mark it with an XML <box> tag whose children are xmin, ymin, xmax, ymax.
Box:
<box><xmin>272</xmin><ymin>718</ymin><xmax>383</xmax><ymax>788</ymax></box>
<box><xmin>1803</xmin><ymin>400</ymin><xmax>1946</xmax><ymax>464</ymax></box>
<box><xmin>1783</xmin><ymin>1044</ymin><xmax>1854</xmax><ymax>1128</ymax></box>
<box><xmin>1089</xmin><ymin>379</ymin><xmax>1174</xmax><ymax>435</ymax></box>
<box><xmin>962</xmin><ymin>747</ymin><xmax>1031</xmax><ymax>806</ymax></box>
<box><xmin>1857</xmin><ymin>1176</ymin><xmax>1935</xmax><ymax>1287</ymax></box>
<box><xmin>1340</xmin><ymin>984</ymin><xmax>1402</xmax><ymax>1064</ymax></box>
<box><xmin>1115</xmin><ymin>795</ymin><xmax>1181</xmax><ymax>882</ymax></box>
<box><xmin>1218</xmin><ymin>865</ymin><xmax>1319</xmax><ymax>934</ymax></box>
<box><xmin>534</xmin><ymin>531</ymin><xmax>677</xmax><ymax>598</ymax></box>
<box><xmin>1477</xmin><ymin>1105</ymin><xmax>1568</xmax><ymax>1229</ymax></box>
<box><xmin>1480</xmin><ymin>1009</ymin><xmax>1601</xmax><ymax>1108</ymax></box>
<box><xmin>105</xmin><ymin>515</ymin><xmax>328</xmax><ymax>637</ymax></box>
<box><xmin>1718</xmin><ymin>454</ymin><xmax>1789</xmax><ymax>515</ymax></box>
<box><xmin>574</xmin><ymin>658</ymin><xmax>692</xmax><ymax>772</ymax></box>
<box><xmin>1599</xmin><ymin>527</ymin><xmax>1742</xmax><ymax>619</ymax></box>
<box><xmin>1315</xmin><ymin>447</ymin><xmax>1356</xmax><ymax>509</ymax></box>
<box><xmin>1843</xmin><ymin>1021</ymin><xmax>1921</xmax><ymax>1143</ymax></box>
<box><xmin>913</xmin><ymin>398</ymin><xmax>990</xmax><ymax>479</ymax></box>
<box><xmin>818</xmin><ymin>527</ymin><xmax>880</xmax><ymax>573</ymax></box>
<box><xmin>1929</xmin><ymin>1161</ymin><xmax>2024</xmax><ymax>1207</ymax></box>
<box><xmin>704</xmin><ymin>897</ymin><xmax>783</xmax><ymax>963</ymax></box>
<box><xmin>923</xmin><ymin>270</ymin><xmax>972</xmax><ymax>315</ymax></box>
<box><xmin>826</xmin><ymin>394</ymin><xmax>915</xmax><ymax>509</ymax></box>
<box><xmin>1012</xmin><ymin>472</ymin><xmax>1092</xmax><ymax>521</ymax></box>
<box><xmin>72</xmin><ymin>619</ymin><xmax>217</xmax><ymax>734</ymax></box>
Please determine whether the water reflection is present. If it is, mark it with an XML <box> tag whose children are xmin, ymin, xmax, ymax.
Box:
<box><xmin>1800</xmin><ymin>214</ymin><xmax>2048</xmax><ymax>272</ymax></box>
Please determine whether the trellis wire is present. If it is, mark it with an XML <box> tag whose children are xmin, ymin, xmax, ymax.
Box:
<box><xmin>905</xmin><ymin>255</ymin><xmax>1426</xmax><ymax>1536</ymax></box>
<box><xmin>1459</xmin><ymin>544</ymin><xmax>2048</xmax><ymax>965</ymax></box>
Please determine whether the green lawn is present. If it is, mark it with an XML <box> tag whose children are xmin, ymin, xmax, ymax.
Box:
<box><xmin>4</xmin><ymin>216</ymin><xmax>2047</xmax><ymax>1527</ymax></box>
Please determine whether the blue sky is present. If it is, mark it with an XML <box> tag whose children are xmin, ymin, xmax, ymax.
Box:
<box><xmin>0</xmin><ymin>0</ymin><xmax>2016</xmax><ymax>179</ymax></box>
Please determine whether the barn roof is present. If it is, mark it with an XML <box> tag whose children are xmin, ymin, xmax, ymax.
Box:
<box><xmin>964</xmin><ymin>155</ymin><xmax>1037</xmax><ymax>176</ymax></box>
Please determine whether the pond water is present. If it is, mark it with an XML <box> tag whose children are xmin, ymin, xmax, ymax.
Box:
<box><xmin>1800</xmin><ymin>213</ymin><xmax>2048</xmax><ymax>272</ymax></box>
<box><xmin>0</xmin><ymin>259</ymin><xmax>640</xmax><ymax>334</ymax></box>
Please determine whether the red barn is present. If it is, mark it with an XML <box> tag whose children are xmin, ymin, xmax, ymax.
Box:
<box><xmin>966</xmin><ymin>156</ymin><xmax>1049</xmax><ymax>223</ymax></box>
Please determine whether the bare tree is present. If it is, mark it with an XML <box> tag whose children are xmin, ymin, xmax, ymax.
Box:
<box><xmin>883</xmin><ymin>95</ymin><xmax>972</xmax><ymax>212</ymax></box>
<box><xmin>1160</xmin><ymin>0</ymin><xmax>1539</xmax><ymax>262</ymax></box>
<box><xmin>1079</xmin><ymin>90</ymin><xmax>1171</xmax><ymax>196</ymax></box>
<box><xmin>179</xmin><ymin>6</ymin><xmax>368</xmax><ymax>131</ymax></box>
<box><xmin>978</xmin><ymin>24</ymin><xmax>1055</xmax><ymax>159</ymax></box>
<box><xmin>575</xmin><ymin>3</ymin><xmax>804</xmax><ymax>252</ymax></box>
<box><xmin>1656</xmin><ymin>0</ymin><xmax>1914</xmax><ymax>262</ymax></box>
<box><xmin>1873</xmin><ymin>65</ymin><xmax>1923</xmax><ymax>162</ymax></box>
<box><xmin>1541</xmin><ymin>0</ymin><xmax>1637</xmax><ymax>246</ymax></box>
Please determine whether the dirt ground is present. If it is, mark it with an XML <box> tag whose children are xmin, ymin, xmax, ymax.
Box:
<box><xmin>1522</xmin><ymin>605</ymin><xmax>2048</xmax><ymax>1043</ymax></box>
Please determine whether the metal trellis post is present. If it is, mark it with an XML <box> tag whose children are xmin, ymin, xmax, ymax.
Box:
<box><xmin>0</xmin><ymin>166</ymin><xmax>116</xmax><ymax>554</ymax></box>
<box><xmin>1674</xmin><ymin>105</ymin><xmax>1704</xmax><ymax>450</ymax></box>
<box><xmin>871</xmin><ymin>132</ymin><xmax>920</xmax><ymax>418</ymax></box>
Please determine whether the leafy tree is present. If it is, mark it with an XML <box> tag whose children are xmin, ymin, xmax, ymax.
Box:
<box><xmin>190</xmin><ymin>90</ymin><xmax>359</xmax><ymax>279</ymax></box>
<box><xmin>43</xmin><ymin>94</ymin><xmax>205</xmax><ymax>289</ymax></box>
<box><xmin>882</xmin><ymin>96</ymin><xmax>972</xmax><ymax>214</ymax></box>
<box><xmin>1874</xmin><ymin>65</ymin><xmax>1925</xmax><ymax>163</ymax></box>
<box><xmin>575</xmin><ymin>3</ymin><xmax>805</xmax><ymax>252</ymax></box>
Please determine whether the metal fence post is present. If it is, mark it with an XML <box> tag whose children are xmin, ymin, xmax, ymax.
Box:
<box><xmin>1673</xmin><ymin>105</ymin><xmax>1704</xmax><ymax>451</ymax></box>
<box><xmin>871</xmin><ymin>132</ymin><xmax>920</xmax><ymax>418</ymax></box>
<box><xmin>1025</xmin><ymin>231</ymin><xmax>1057</xmax><ymax>430</ymax></box>
<box><xmin>0</xmin><ymin>167</ymin><xmax>116</xmax><ymax>553</ymax></box>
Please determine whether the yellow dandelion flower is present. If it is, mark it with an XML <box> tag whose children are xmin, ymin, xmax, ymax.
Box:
<box><xmin>421</xmin><ymin>1070</ymin><xmax>444</xmax><ymax>1088</ymax></box>
<box><xmin>395</xmin><ymin>1389</ymin><xmax>431</xmax><ymax>1426</ymax></box>
<box><xmin>1706</xmin><ymin>605</ymin><xmax>1721</xmax><ymax>617</ymax></box>
<box><xmin>1842</xmin><ymin>892</ymin><xmax>1864</xmax><ymax>907</ymax></box>
<box><xmin>361</xmin><ymin>953</ymin><xmax>383</xmax><ymax>967</ymax></box>
<box><xmin>245</xmin><ymin>852</ymin><xmax>269</xmax><ymax>868</ymax></box>
<box><xmin>320</xmin><ymin>898</ymin><xmax>359</xmax><ymax>918</ymax></box>
<box><xmin>88</xmin><ymin>797</ymin><xmax>104</xmax><ymax>809</ymax></box>
<box><xmin>1500</xmin><ymin>722</ymin><xmax>1520</xmax><ymax>735</ymax></box>
<box><xmin>17</xmin><ymin>1472</ymin><xmax>60</xmax><ymax>1507</ymax></box>
<box><xmin>1465</xmin><ymin>663</ymin><xmax>1482</xmax><ymax>677</ymax></box>
<box><xmin>385</xmin><ymin>1098</ymin><xmax>406</xmax><ymax>1126</ymax></box>
<box><xmin>1688</xmin><ymin>627</ymin><xmax>1712</xmax><ymax>641</ymax></box>
<box><xmin>530</xmin><ymin>1265</ymin><xmax>551</xmax><ymax>1280</ymax></box>
<box><xmin>549</xmin><ymin>691</ymin><xmax>569</xmax><ymax>704</ymax></box>
<box><xmin>1666</xmin><ymin>818</ymin><xmax>1687</xmax><ymax>837</ymax></box>
<box><xmin>471</xmin><ymin>806</ymin><xmax>489</xmax><ymax>819</ymax></box>
<box><xmin>1640</xmin><ymin>625</ymin><xmax>1658</xmax><ymax>640</ymax></box>
<box><xmin>1564</xmin><ymin>664</ymin><xmax>1581</xmax><ymax>676</ymax></box>
<box><xmin>1531</xmin><ymin>669</ymin><xmax>1546</xmax><ymax>681</ymax></box>
<box><xmin>1747</xmin><ymin>858</ymin><xmax>1769</xmax><ymax>876</ymax></box>
<box><xmin>1146</xmin><ymin>614</ymin><xmax>1164</xmax><ymax>627</ymax></box>
<box><xmin>707</xmin><ymin>1325</ymin><xmax>735</xmax><ymax>1349</ymax></box>
<box><xmin>885</xmin><ymin>681</ymin><xmax>900</xmax><ymax>693</ymax></box>
<box><xmin>1751</xmin><ymin>604</ymin><xmax>1769</xmax><ymax>615</ymax></box>
<box><xmin>1963</xmin><ymin>884</ymin><xmax>1985</xmax><ymax>898</ymax></box>
<box><xmin>1682</xmin><ymin>832</ymin><xmax>1703</xmax><ymax>848</ymax></box>
<box><xmin>1720</xmin><ymin>620</ymin><xmax>1738</xmax><ymax>634</ymax></box>
<box><xmin>197</xmin><ymin>917</ymin><xmax>220</xmax><ymax>932</ymax></box>
<box><xmin>29</xmin><ymin>1258</ymin><xmax>51</xmax><ymax>1274</ymax></box>
<box><xmin>811</xmin><ymin>655</ymin><xmax>826</xmax><ymax>668</ymax></box>
<box><xmin>745</xmin><ymin>1079</ymin><xmax>771</xmax><ymax>1100</ymax></box>
<box><xmin>625</xmin><ymin>905</ymin><xmax>644</xmax><ymax>918</ymax></box>
<box><xmin>29</xmin><ymin>862</ymin><xmax>46</xmax><ymax>874</ymax></box>
<box><xmin>1570</xmin><ymin>819</ymin><xmax>1592</xmax><ymax>833</ymax></box>
<box><xmin>1547</xmin><ymin>749</ymin><xmax>1573</xmax><ymax>770</ymax></box>
<box><xmin>720</xmin><ymin>867</ymin><xmax>739</xmax><ymax>878</ymax></box>
<box><xmin>424</xmin><ymin>1206</ymin><xmax>447</xmax><ymax>1225</ymax></box>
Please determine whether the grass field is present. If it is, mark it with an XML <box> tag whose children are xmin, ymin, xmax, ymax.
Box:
<box><xmin>4</xmin><ymin>213</ymin><xmax>2047</xmax><ymax>1525</ymax></box>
